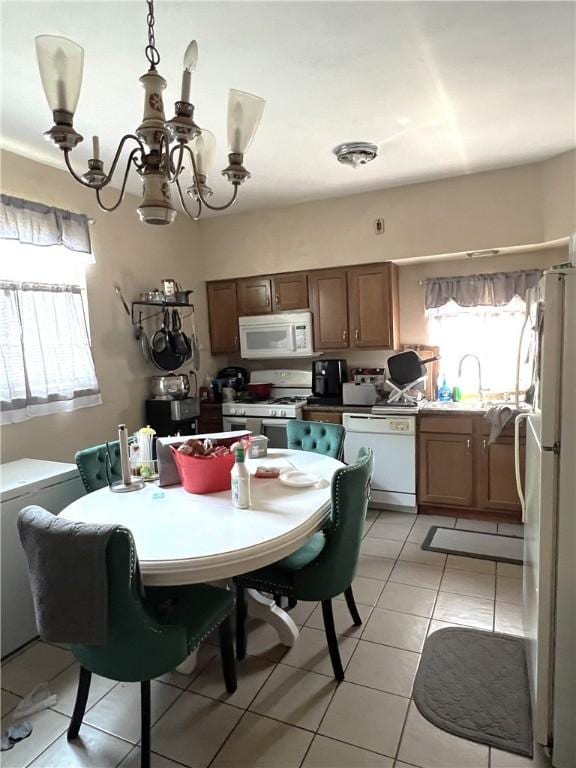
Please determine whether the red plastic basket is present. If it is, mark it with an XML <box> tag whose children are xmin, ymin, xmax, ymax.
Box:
<box><xmin>171</xmin><ymin>446</ymin><xmax>235</xmax><ymax>494</ymax></box>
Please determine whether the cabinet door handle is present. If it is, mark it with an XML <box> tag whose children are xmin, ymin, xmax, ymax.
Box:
<box><xmin>342</xmin><ymin>329</ymin><xmax>347</xmax><ymax>341</ymax></box>
<box><xmin>266</xmin><ymin>296</ymin><xmax>270</xmax><ymax>306</ymax></box>
<box><xmin>482</xmin><ymin>438</ymin><xmax>487</xmax><ymax>449</ymax></box>
<box><xmin>466</xmin><ymin>438</ymin><xmax>471</xmax><ymax>450</ymax></box>
<box><xmin>354</xmin><ymin>329</ymin><xmax>359</xmax><ymax>341</ymax></box>
<box><xmin>275</xmin><ymin>295</ymin><xmax>280</xmax><ymax>304</ymax></box>
<box><xmin>234</xmin><ymin>335</ymin><xmax>238</xmax><ymax>347</ymax></box>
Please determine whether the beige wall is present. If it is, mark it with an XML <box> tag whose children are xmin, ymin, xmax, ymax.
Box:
<box><xmin>0</xmin><ymin>149</ymin><xmax>215</xmax><ymax>464</ymax></box>
<box><xmin>1</xmin><ymin>147</ymin><xmax>573</xmax><ymax>462</ymax></box>
<box><xmin>541</xmin><ymin>150</ymin><xmax>576</xmax><ymax>242</ymax></box>
<box><xmin>199</xmin><ymin>151</ymin><xmax>575</xmax><ymax>282</ymax></box>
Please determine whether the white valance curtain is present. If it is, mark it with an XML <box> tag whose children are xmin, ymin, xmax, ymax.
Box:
<box><xmin>424</xmin><ymin>269</ymin><xmax>542</xmax><ymax>309</ymax></box>
<box><xmin>0</xmin><ymin>194</ymin><xmax>93</xmax><ymax>255</ymax></box>
<box><xmin>0</xmin><ymin>196</ymin><xmax>101</xmax><ymax>424</ymax></box>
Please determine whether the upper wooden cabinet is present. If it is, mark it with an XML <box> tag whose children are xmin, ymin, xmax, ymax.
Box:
<box><xmin>237</xmin><ymin>277</ymin><xmax>272</xmax><ymax>315</ymax></box>
<box><xmin>310</xmin><ymin>263</ymin><xmax>399</xmax><ymax>351</ymax></box>
<box><xmin>206</xmin><ymin>260</ymin><xmax>399</xmax><ymax>354</ymax></box>
<box><xmin>272</xmin><ymin>273</ymin><xmax>309</xmax><ymax>312</ymax></box>
<box><xmin>309</xmin><ymin>269</ymin><xmax>349</xmax><ymax>350</ymax></box>
<box><xmin>348</xmin><ymin>263</ymin><xmax>399</xmax><ymax>349</ymax></box>
<box><xmin>206</xmin><ymin>281</ymin><xmax>239</xmax><ymax>355</ymax></box>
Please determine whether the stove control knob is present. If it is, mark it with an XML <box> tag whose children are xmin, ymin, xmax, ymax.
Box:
<box><xmin>280</xmin><ymin>410</ymin><xmax>287</xmax><ymax>417</ymax></box>
<box><xmin>230</xmin><ymin>408</ymin><xmax>236</xmax><ymax>415</ymax></box>
<box><xmin>270</xmin><ymin>409</ymin><xmax>277</xmax><ymax>417</ymax></box>
<box><xmin>240</xmin><ymin>409</ymin><xmax>246</xmax><ymax>416</ymax></box>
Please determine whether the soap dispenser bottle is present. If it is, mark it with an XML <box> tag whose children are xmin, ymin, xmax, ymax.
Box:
<box><xmin>437</xmin><ymin>375</ymin><xmax>452</xmax><ymax>402</ymax></box>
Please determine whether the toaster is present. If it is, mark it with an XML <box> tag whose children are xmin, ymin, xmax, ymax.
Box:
<box><xmin>342</xmin><ymin>382</ymin><xmax>379</xmax><ymax>406</ymax></box>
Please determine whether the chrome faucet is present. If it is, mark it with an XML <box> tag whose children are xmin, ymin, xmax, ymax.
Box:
<box><xmin>457</xmin><ymin>354</ymin><xmax>483</xmax><ymax>400</ymax></box>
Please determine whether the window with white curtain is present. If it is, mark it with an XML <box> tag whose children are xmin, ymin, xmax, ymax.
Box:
<box><xmin>427</xmin><ymin>297</ymin><xmax>531</xmax><ymax>396</ymax></box>
<box><xmin>0</xmin><ymin>240</ymin><xmax>102</xmax><ymax>424</ymax></box>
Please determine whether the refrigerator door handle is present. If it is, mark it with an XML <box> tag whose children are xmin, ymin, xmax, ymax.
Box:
<box><xmin>514</xmin><ymin>413</ymin><xmax>530</xmax><ymax>522</ymax></box>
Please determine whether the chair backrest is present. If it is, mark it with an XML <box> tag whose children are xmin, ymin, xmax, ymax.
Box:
<box><xmin>295</xmin><ymin>447</ymin><xmax>374</xmax><ymax>601</ymax></box>
<box><xmin>72</xmin><ymin>527</ymin><xmax>188</xmax><ymax>682</ymax></box>
<box><xmin>75</xmin><ymin>441</ymin><xmax>123</xmax><ymax>493</ymax></box>
<box><xmin>286</xmin><ymin>419</ymin><xmax>345</xmax><ymax>460</ymax></box>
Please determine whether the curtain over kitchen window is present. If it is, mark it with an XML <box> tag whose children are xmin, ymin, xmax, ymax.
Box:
<box><xmin>0</xmin><ymin>196</ymin><xmax>101</xmax><ymax>424</ymax></box>
<box><xmin>424</xmin><ymin>269</ymin><xmax>542</xmax><ymax>309</ymax></box>
<box><xmin>424</xmin><ymin>269</ymin><xmax>541</xmax><ymax>396</ymax></box>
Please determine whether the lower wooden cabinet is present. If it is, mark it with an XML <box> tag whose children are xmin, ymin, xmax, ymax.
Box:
<box><xmin>302</xmin><ymin>410</ymin><xmax>343</xmax><ymax>425</ymax></box>
<box><xmin>197</xmin><ymin>403</ymin><xmax>223</xmax><ymax>434</ymax></box>
<box><xmin>477</xmin><ymin>436</ymin><xmax>525</xmax><ymax>512</ymax></box>
<box><xmin>419</xmin><ymin>433</ymin><xmax>474</xmax><ymax>507</ymax></box>
<box><xmin>418</xmin><ymin>414</ymin><xmax>524</xmax><ymax>518</ymax></box>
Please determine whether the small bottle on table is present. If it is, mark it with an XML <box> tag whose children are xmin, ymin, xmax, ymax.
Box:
<box><xmin>231</xmin><ymin>444</ymin><xmax>251</xmax><ymax>509</ymax></box>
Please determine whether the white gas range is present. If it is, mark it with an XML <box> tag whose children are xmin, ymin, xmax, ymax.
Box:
<box><xmin>222</xmin><ymin>370</ymin><xmax>312</xmax><ymax>447</ymax></box>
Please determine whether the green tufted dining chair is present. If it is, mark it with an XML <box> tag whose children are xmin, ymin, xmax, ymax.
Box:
<box><xmin>75</xmin><ymin>441</ymin><xmax>124</xmax><ymax>493</ymax></box>
<box><xmin>235</xmin><ymin>447</ymin><xmax>373</xmax><ymax>681</ymax></box>
<box><xmin>20</xmin><ymin>517</ymin><xmax>236</xmax><ymax>768</ymax></box>
<box><xmin>286</xmin><ymin>419</ymin><xmax>345</xmax><ymax>460</ymax></box>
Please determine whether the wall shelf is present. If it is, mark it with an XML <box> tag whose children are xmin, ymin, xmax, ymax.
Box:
<box><xmin>131</xmin><ymin>299</ymin><xmax>195</xmax><ymax>326</ymax></box>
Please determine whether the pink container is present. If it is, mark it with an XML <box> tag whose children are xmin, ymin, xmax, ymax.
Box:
<box><xmin>171</xmin><ymin>447</ymin><xmax>235</xmax><ymax>494</ymax></box>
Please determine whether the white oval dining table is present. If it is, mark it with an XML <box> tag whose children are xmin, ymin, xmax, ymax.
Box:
<box><xmin>60</xmin><ymin>449</ymin><xmax>342</xmax><ymax>665</ymax></box>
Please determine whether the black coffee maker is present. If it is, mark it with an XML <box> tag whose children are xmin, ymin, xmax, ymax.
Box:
<box><xmin>309</xmin><ymin>359</ymin><xmax>348</xmax><ymax>405</ymax></box>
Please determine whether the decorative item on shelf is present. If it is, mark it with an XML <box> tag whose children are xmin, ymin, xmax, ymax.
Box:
<box><xmin>34</xmin><ymin>0</ymin><xmax>266</xmax><ymax>225</ymax></box>
<box><xmin>140</xmin><ymin>289</ymin><xmax>165</xmax><ymax>303</ymax></box>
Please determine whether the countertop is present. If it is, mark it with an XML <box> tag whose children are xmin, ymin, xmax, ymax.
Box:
<box><xmin>304</xmin><ymin>401</ymin><xmax>524</xmax><ymax>415</ymax></box>
<box><xmin>302</xmin><ymin>404</ymin><xmax>373</xmax><ymax>414</ymax></box>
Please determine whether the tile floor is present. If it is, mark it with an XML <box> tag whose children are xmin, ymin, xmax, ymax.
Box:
<box><xmin>1</xmin><ymin>511</ymin><xmax>550</xmax><ymax>768</ymax></box>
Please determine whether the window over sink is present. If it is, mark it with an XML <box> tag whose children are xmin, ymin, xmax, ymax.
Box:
<box><xmin>426</xmin><ymin>297</ymin><xmax>533</xmax><ymax>397</ymax></box>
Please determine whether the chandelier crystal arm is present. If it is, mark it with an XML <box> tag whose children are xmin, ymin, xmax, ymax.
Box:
<box><xmin>183</xmin><ymin>145</ymin><xmax>239</xmax><ymax>211</ymax></box>
<box><xmin>95</xmin><ymin>148</ymin><xmax>142</xmax><ymax>212</ymax></box>
<box><xmin>174</xmin><ymin>173</ymin><xmax>202</xmax><ymax>221</ymax></box>
<box><xmin>63</xmin><ymin>134</ymin><xmax>146</xmax><ymax>190</ymax></box>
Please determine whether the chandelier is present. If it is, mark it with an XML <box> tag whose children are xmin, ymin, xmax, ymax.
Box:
<box><xmin>35</xmin><ymin>0</ymin><xmax>265</xmax><ymax>225</ymax></box>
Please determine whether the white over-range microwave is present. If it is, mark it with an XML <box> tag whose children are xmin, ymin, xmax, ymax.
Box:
<box><xmin>239</xmin><ymin>311</ymin><xmax>314</xmax><ymax>359</ymax></box>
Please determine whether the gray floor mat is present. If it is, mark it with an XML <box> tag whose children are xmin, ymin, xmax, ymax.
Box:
<box><xmin>422</xmin><ymin>526</ymin><xmax>523</xmax><ymax>564</ymax></box>
<box><xmin>414</xmin><ymin>627</ymin><xmax>532</xmax><ymax>757</ymax></box>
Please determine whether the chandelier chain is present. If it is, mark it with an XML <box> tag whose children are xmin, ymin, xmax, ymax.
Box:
<box><xmin>145</xmin><ymin>0</ymin><xmax>160</xmax><ymax>69</ymax></box>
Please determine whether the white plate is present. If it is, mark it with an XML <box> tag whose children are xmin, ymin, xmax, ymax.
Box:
<box><xmin>279</xmin><ymin>470</ymin><xmax>319</xmax><ymax>488</ymax></box>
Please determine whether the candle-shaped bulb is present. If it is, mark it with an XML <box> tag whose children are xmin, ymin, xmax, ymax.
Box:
<box><xmin>180</xmin><ymin>40</ymin><xmax>198</xmax><ymax>103</ymax></box>
<box><xmin>183</xmin><ymin>40</ymin><xmax>198</xmax><ymax>72</ymax></box>
<box><xmin>92</xmin><ymin>135</ymin><xmax>100</xmax><ymax>161</ymax></box>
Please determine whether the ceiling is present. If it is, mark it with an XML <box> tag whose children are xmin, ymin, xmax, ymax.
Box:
<box><xmin>1</xmin><ymin>1</ymin><xmax>575</xmax><ymax>215</ymax></box>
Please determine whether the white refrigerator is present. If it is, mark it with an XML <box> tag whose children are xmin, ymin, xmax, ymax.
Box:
<box><xmin>515</xmin><ymin>267</ymin><xmax>576</xmax><ymax>768</ymax></box>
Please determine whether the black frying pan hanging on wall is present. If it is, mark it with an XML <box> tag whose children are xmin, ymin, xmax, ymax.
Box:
<box><xmin>150</xmin><ymin>309</ymin><xmax>186</xmax><ymax>371</ymax></box>
<box><xmin>387</xmin><ymin>351</ymin><xmax>440</xmax><ymax>386</ymax></box>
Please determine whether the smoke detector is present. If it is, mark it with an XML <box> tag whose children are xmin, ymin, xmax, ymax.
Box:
<box><xmin>333</xmin><ymin>142</ymin><xmax>378</xmax><ymax>168</ymax></box>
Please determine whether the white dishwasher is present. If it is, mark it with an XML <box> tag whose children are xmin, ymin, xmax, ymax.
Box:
<box><xmin>343</xmin><ymin>412</ymin><xmax>417</xmax><ymax>513</ymax></box>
